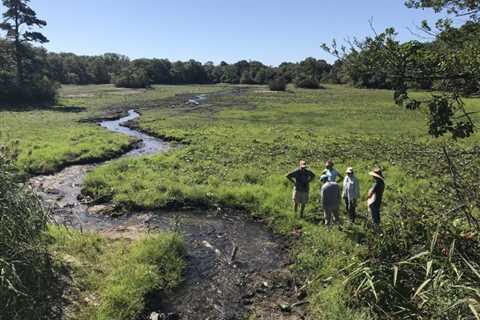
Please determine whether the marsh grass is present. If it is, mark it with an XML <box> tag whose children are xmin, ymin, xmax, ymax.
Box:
<box><xmin>0</xmin><ymin>84</ymin><xmax>226</xmax><ymax>175</ymax></box>
<box><xmin>47</xmin><ymin>226</ymin><xmax>185</xmax><ymax>320</ymax></box>
<box><xmin>82</xmin><ymin>84</ymin><xmax>480</xmax><ymax>318</ymax></box>
<box><xmin>5</xmin><ymin>84</ymin><xmax>480</xmax><ymax>318</ymax></box>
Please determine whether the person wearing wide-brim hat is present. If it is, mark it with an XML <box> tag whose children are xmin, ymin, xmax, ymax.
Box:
<box><xmin>286</xmin><ymin>160</ymin><xmax>316</xmax><ymax>218</ymax></box>
<box><xmin>367</xmin><ymin>168</ymin><xmax>385</xmax><ymax>226</ymax></box>
<box><xmin>342</xmin><ymin>167</ymin><xmax>360</xmax><ymax>223</ymax></box>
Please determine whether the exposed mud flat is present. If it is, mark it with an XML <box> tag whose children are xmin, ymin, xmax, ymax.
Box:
<box><xmin>29</xmin><ymin>93</ymin><xmax>307</xmax><ymax>320</ymax></box>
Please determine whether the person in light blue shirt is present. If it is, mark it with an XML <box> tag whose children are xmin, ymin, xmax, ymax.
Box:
<box><xmin>322</xmin><ymin>160</ymin><xmax>343</xmax><ymax>182</ymax></box>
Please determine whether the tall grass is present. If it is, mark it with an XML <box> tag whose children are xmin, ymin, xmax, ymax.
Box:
<box><xmin>48</xmin><ymin>226</ymin><xmax>185</xmax><ymax>320</ymax></box>
<box><xmin>0</xmin><ymin>157</ymin><xmax>58</xmax><ymax>319</ymax></box>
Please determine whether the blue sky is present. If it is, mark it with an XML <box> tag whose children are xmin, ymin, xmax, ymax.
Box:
<box><xmin>23</xmin><ymin>0</ymin><xmax>447</xmax><ymax>65</ymax></box>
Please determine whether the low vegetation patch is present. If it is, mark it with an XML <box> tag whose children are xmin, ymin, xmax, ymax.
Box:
<box><xmin>48</xmin><ymin>226</ymin><xmax>185</xmax><ymax>320</ymax></box>
<box><xmin>268</xmin><ymin>78</ymin><xmax>287</xmax><ymax>91</ymax></box>
<box><xmin>294</xmin><ymin>77</ymin><xmax>322</xmax><ymax>89</ymax></box>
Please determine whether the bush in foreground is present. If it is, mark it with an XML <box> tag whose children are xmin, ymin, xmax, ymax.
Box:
<box><xmin>268</xmin><ymin>78</ymin><xmax>287</xmax><ymax>91</ymax></box>
<box><xmin>0</xmin><ymin>157</ymin><xmax>56</xmax><ymax>319</ymax></box>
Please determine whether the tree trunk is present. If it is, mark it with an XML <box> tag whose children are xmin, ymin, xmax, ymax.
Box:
<box><xmin>14</xmin><ymin>4</ymin><xmax>23</xmax><ymax>86</ymax></box>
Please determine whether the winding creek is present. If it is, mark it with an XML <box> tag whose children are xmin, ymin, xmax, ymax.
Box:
<box><xmin>29</xmin><ymin>94</ymin><xmax>304</xmax><ymax>320</ymax></box>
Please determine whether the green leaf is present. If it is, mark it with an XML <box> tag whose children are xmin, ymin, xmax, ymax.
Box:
<box><xmin>413</xmin><ymin>278</ymin><xmax>432</xmax><ymax>299</ymax></box>
<box><xmin>400</xmin><ymin>251</ymin><xmax>429</xmax><ymax>264</ymax></box>
<box><xmin>448</xmin><ymin>239</ymin><xmax>456</xmax><ymax>262</ymax></box>
<box><xmin>426</xmin><ymin>260</ymin><xmax>433</xmax><ymax>278</ymax></box>
<box><xmin>461</xmin><ymin>255</ymin><xmax>480</xmax><ymax>280</ymax></box>
<box><xmin>469</xmin><ymin>303</ymin><xmax>480</xmax><ymax>320</ymax></box>
<box><xmin>430</xmin><ymin>229</ymin><xmax>439</xmax><ymax>253</ymax></box>
<box><xmin>393</xmin><ymin>265</ymin><xmax>399</xmax><ymax>287</ymax></box>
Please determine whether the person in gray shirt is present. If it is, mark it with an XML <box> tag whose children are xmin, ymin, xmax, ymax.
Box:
<box><xmin>320</xmin><ymin>175</ymin><xmax>341</xmax><ymax>228</ymax></box>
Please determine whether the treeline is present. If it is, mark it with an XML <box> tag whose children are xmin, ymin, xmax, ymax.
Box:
<box><xmin>1</xmin><ymin>34</ymin><xmax>336</xmax><ymax>98</ymax></box>
<box><xmin>0</xmin><ymin>35</ymin><xmax>336</xmax><ymax>97</ymax></box>
<box><xmin>45</xmin><ymin>52</ymin><xmax>334</xmax><ymax>88</ymax></box>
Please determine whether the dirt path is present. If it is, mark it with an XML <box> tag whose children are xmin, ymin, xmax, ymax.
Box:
<box><xmin>30</xmin><ymin>93</ymin><xmax>307</xmax><ymax>320</ymax></box>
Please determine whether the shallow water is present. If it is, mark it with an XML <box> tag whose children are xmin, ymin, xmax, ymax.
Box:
<box><xmin>100</xmin><ymin>110</ymin><xmax>170</xmax><ymax>156</ymax></box>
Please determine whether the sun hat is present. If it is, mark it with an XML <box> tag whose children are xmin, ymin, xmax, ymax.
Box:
<box><xmin>320</xmin><ymin>174</ymin><xmax>328</xmax><ymax>182</ymax></box>
<box><xmin>369</xmin><ymin>168</ymin><xmax>384</xmax><ymax>180</ymax></box>
<box><xmin>346</xmin><ymin>167</ymin><xmax>354</xmax><ymax>174</ymax></box>
<box><xmin>299</xmin><ymin>160</ymin><xmax>307</xmax><ymax>168</ymax></box>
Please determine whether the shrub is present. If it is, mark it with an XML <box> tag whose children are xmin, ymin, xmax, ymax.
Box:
<box><xmin>113</xmin><ymin>66</ymin><xmax>151</xmax><ymax>88</ymax></box>
<box><xmin>294</xmin><ymin>77</ymin><xmax>322</xmax><ymax>89</ymax></box>
<box><xmin>268</xmin><ymin>77</ymin><xmax>287</xmax><ymax>91</ymax></box>
<box><xmin>0</xmin><ymin>157</ymin><xmax>56</xmax><ymax>319</ymax></box>
<box><xmin>0</xmin><ymin>74</ymin><xmax>59</xmax><ymax>104</ymax></box>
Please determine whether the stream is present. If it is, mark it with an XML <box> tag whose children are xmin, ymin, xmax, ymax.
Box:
<box><xmin>29</xmin><ymin>94</ymin><xmax>305</xmax><ymax>320</ymax></box>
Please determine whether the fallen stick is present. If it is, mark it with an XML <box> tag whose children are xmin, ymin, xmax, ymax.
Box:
<box><xmin>292</xmin><ymin>300</ymin><xmax>309</xmax><ymax>308</ymax></box>
<box><xmin>229</xmin><ymin>243</ymin><xmax>238</xmax><ymax>264</ymax></box>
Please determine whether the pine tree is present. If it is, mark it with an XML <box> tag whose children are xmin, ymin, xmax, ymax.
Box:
<box><xmin>0</xmin><ymin>0</ymin><xmax>48</xmax><ymax>85</ymax></box>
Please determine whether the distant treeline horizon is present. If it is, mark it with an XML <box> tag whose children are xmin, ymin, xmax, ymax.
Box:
<box><xmin>44</xmin><ymin>50</ymin><xmax>336</xmax><ymax>87</ymax></box>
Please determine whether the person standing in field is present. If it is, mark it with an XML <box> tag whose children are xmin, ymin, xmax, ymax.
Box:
<box><xmin>286</xmin><ymin>160</ymin><xmax>316</xmax><ymax>218</ymax></box>
<box><xmin>367</xmin><ymin>168</ymin><xmax>385</xmax><ymax>227</ymax></box>
<box><xmin>342</xmin><ymin>167</ymin><xmax>360</xmax><ymax>223</ymax></box>
<box><xmin>320</xmin><ymin>175</ymin><xmax>341</xmax><ymax>228</ymax></box>
<box><xmin>323</xmin><ymin>160</ymin><xmax>343</xmax><ymax>182</ymax></box>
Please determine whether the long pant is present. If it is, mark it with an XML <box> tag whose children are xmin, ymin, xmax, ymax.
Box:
<box><xmin>369</xmin><ymin>205</ymin><xmax>381</xmax><ymax>225</ymax></box>
<box><xmin>324</xmin><ymin>207</ymin><xmax>340</xmax><ymax>227</ymax></box>
<box><xmin>344</xmin><ymin>198</ymin><xmax>357</xmax><ymax>222</ymax></box>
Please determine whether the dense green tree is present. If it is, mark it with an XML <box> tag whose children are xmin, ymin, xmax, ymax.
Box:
<box><xmin>113</xmin><ymin>65</ymin><xmax>151</xmax><ymax>88</ymax></box>
<box><xmin>0</xmin><ymin>0</ymin><xmax>48</xmax><ymax>85</ymax></box>
<box><xmin>405</xmin><ymin>0</ymin><xmax>480</xmax><ymax>20</ymax></box>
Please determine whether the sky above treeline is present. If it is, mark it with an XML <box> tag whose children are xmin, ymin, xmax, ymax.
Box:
<box><xmin>24</xmin><ymin>0</ymin><xmax>452</xmax><ymax>65</ymax></box>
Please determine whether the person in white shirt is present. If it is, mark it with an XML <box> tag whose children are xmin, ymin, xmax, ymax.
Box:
<box><xmin>342</xmin><ymin>167</ymin><xmax>360</xmax><ymax>223</ymax></box>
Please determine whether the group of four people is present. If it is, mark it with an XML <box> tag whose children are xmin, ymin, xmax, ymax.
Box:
<box><xmin>286</xmin><ymin>160</ymin><xmax>385</xmax><ymax>227</ymax></box>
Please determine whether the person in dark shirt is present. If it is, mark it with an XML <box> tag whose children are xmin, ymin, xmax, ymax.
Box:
<box><xmin>286</xmin><ymin>160</ymin><xmax>316</xmax><ymax>218</ymax></box>
<box><xmin>367</xmin><ymin>168</ymin><xmax>385</xmax><ymax>227</ymax></box>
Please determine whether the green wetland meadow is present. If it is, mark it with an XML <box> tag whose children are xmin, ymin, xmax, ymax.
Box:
<box><xmin>2</xmin><ymin>83</ymin><xmax>480</xmax><ymax>319</ymax></box>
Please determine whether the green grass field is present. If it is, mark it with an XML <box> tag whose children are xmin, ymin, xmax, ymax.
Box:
<box><xmin>0</xmin><ymin>84</ymin><xmax>226</xmax><ymax>174</ymax></box>
<box><xmin>3</xmin><ymin>84</ymin><xmax>479</xmax><ymax>319</ymax></box>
